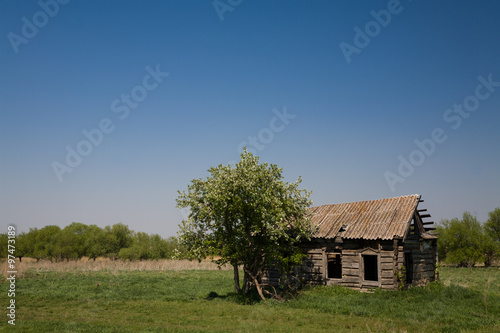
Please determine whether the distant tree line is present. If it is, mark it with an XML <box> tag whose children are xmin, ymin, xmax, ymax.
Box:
<box><xmin>0</xmin><ymin>222</ymin><xmax>188</xmax><ymax>262</ymax></box>
<box><xmin>2</xmin><ymin>207</ymin><xmax>498</xmax><ymax>267</ymax></box>
<box><xmin>437</xmin><ymin>207</ymin><xmax>500</xmax><ymax>267</ymax></box>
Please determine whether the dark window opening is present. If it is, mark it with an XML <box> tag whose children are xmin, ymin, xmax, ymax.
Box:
<box><xmin>363</xmin><ymin>255</ymin><xmax>378</xmax><ymax>281</ymax></box>
<box><xmin>404</xmin><ymin>252</ymin><xmax>413</xmax><ymax>284</ymax></box>
<box><xmin>327</xmin><ymin>252</ymin><xmax>342</xmax><ymax>279</ymax></box>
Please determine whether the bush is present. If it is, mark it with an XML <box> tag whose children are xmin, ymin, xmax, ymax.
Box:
<box><xmin>118</xmin><ymin>247</ymin><xmax>139</xmax><ymax>261</ymax></box>
<box><xmin>437</xmin><ymin>211</ymin><xmax>498</xmax><ymax>267</ymax></box>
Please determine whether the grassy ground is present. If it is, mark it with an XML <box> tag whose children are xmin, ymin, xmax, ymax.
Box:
<box><xmin>0</xmin><ymin>261</ymin><xmax>498</xmax><ymax>332</ymax></box>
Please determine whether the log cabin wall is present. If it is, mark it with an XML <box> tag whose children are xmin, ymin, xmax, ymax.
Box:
<box><xmin>403</xmin><ymin>235</ymin><xmax>438</xmax><ymax>286</ymax></box>
<box><xmin>263</xmin><ymin>237</ymin><xmax>437</xmax><ymax>290</ymax></box>
<box><xmin>262</xmin><ymin>195</ymin><xmax>438</xmax><ymax>290</ymax></box>
<box><xmin>293</xmin><ymin>239</ymin><xmax>400</xmax><ymax>290</ymax></box>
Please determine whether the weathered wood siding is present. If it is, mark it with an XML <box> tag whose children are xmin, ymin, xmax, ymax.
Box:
<box><xmin>263</xmin><ymin>235</ymin><xmax>437</xmax><ymax>291</ymax></box>
<box><xmin>296</xmin><ymin>239</ymin><xmax>400</xmax><ymax>290</ymax></box>
<box><xmin>404</xmin><ymin>235</ymin><xmax>438</xmax><ymax>286</ymax></box>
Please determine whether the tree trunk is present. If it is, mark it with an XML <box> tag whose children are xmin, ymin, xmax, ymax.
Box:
<box><xmin>233</xmin><ymin>263</ymin><xmax>240</xmax><ymax>293</ymax></box>
<box><xmin>244</xmin><ymin>267</ymin><xmax>266</xmax><ymax>301</ymax></box>
<box><xmin>243</xmin><ymin>269</ymin><xmax>251</xmax><ymax>294</ymax></box>
<box><xmin>254</xmin><ymin>277</ymin><xmax>266</xmax><ymax>301</ymax></box>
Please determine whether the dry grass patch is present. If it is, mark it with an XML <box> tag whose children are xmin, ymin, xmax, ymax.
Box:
<box><xmin>1</xmin><ymin>258</ymin><xmax>231</xmax><ymax>279</ymax></box>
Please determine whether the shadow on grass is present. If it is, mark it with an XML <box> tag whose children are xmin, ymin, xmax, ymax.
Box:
<box><xmin>205</xmin><ymin>289</ymin><xmax>265</xmax><ymax>305</ymax></box>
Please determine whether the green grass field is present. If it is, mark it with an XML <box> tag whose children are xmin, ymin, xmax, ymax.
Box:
<box><xmin>1</xmin><ymin>264</ymin><xmax>499</xmax><ymax>332</ymax></box>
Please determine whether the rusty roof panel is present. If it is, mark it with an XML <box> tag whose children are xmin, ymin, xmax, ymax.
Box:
<box><xmin>310</xmin><ymin>194</ymin><xmax>420</xmax><ymax>240</ymax></box>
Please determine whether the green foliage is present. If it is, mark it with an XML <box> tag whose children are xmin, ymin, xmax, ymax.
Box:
<box><xmin>484</xmin><ymin>208</ymin><xmax>500</xmax><ymax>266</ymax></box>
<box><xmin>105</xmin><ymin>223</ymin><xmax>134</xmax><ymax>258</ymax></box>
<box><xmin>0</xmin><ymin>233</ymin><xmax>7</xmax><ymax>258</ymax></box>
<box><xmin>118</xmin><ymin>247</ymin><xmax>139</xmax><ymax>261</ymax></box>
<box><xmin>438</xmin><ymin>209</ymin><xmax>500</xmax><ymax>267</ymax></box>
<box><xmin>1</xmin><ymin>222</ymin><xmax>189</xmax><ymax>262</ymax></box>
<box><xmin>395</xmin><ymin>265</ymin><xmax>406</xmax><ymax>290</ymax></box>
<box><xmin>149</xmin><ymin>234</ymin><xmax>171</xmax><ymax>259</ymax></box>
<box><xmin>32</xmin><ymin>225</ymin><xmax>61</xmax><ymax>261</ymax></box>
<box><xmin>177</xmin><ymin>149</ymin><xmax>314</xmax><ymax>297</ymax></box>
<box><xmin>85</xmin><ymin>224</ymin><xmax>113</xmax><ymax>261</ymax></box>
<box><xmin>0</xmin><ymin>231</ymin><xmax>26</xmax><ymax>260</ymax></box>
<box><xmin>15</xmin><ymin>232</ymin><xmax>30</xmax><ymax>261</ymax></box>
<box><xmin>485</xmin><ymin>207</ymin><xmax>500</xmax><ymax>243</ymax></box>
<box><xmin>118</xmin><ymin>232</ymin><xmax>184</xmax><ymax>261</ymax></box>
<box><xmin>53</xmin><ymin>222</ymin><xmax>89</xmax><ymax>261</ymax></box>
<box><xmin>437</xmin><ymin>212</ymin><xmax>485</xmax><ymax>266</ymax></box>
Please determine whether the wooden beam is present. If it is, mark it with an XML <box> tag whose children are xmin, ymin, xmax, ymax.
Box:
<box><xmin>419</xmin><ymin>214</ymin><xmax>431</xmax><ymax>218</ymax></box>
<box><xmin>424</xmin><ymin>227</ymin><xmax>436</xmax><ymax>231</ymax></box>
<box><xmin>422</xmin><ymin>221</ymin><xmax>434</xmax><ymax>225</ymax></box>
<box><xmin>417</xmin><ymin>209</ymin><xmax>427</xmax><ymax>212</ymax></box>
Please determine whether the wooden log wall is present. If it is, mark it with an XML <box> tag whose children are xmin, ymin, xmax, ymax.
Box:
<box><xmin>403</xmin><ymin>235</ymin><xmax>437</xmax><ymax>286</ymax></box>
<box><xmin>263</xmin><ymin>235</ymin><xmax>437</xmax><ymax>290</ymax></box>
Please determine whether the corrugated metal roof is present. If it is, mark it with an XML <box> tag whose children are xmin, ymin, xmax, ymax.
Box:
<box><xmin>309</xmin><ymin>194</ymin><xmax>420</xmax><ymax>240</ymax></box>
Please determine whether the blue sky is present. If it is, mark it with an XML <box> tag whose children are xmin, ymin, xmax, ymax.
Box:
<box><xmin>1</xmin><ymin>0</ymin><xmax>499</xmax><ymax>237</ymax></box>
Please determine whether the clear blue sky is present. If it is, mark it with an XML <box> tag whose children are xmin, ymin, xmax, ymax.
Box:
<box><xmin>1</xmin><ymin>0</ymin><xmax>499</xmax><ymax>237</ymax></box>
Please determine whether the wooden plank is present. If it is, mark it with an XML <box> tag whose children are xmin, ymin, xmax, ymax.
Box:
<box><xmin>419</xmin><ymin>214</ymin><xmax>431</xmax><ymax>219</ymax></box>
<box><xmin>342</xmin><ymin>262</ymin><xmax>359</xmax><ymax>269</ymax></box>
<box><xmin>341</xmin><ymin>250</ymin><xmax>359</xmax><ymax>255</ymax></box>
<box><xmin>321</xmin><ymin>247</ymin><xmax>326</xmax><ymax>281</ymax></box>
<box><xmin>381</xmin><ymin>270</ymin><xmax>394</xmax><ymax>278</ymax></box>
<box><xmin>342</xmin><ymin>276</ymin><xmax>360</xmax><ymax>284</ymax></box>
<box><xmin>381</xmin><ymin>280</ymin><xmax>395</xmax><ymax>287</ymax></box>
<box><xmin>381</xmin><ymin>277</ymin><xmax>395</xmax><ymax>284</ymax></box>
<box><xmin>381</xmin><ymin>284</ymin><xmax>395</xmax><ymax>290</ymax></box>
<box><xmin>381</xmin><ymin>256</ymin><xmax>394</xmax><ymax>263</ymax></box>
<box><xmin>343</xmin><ymin>268</ymin><xmax>359</xmax><ymax>276</ymax></box>
<box><xmin>381</xmin><ymin>263</ymin><xmax>393</xmax><ymax>271</ymax></box>
<box><xmin>305</xmin><ymin>255</ymin><xmax>322</xmax><ymax>261</ymax></box>
<box><xmin>343</xmin><ymin>261</ymin><xmax>359</xmax><ymax>267</ymax></box>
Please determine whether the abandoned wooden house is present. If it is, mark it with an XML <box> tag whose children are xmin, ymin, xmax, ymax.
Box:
<box><xmin>266</xmin><ymin>194</ymin><xmax>438</xmax><ymax>290</ymax></box>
